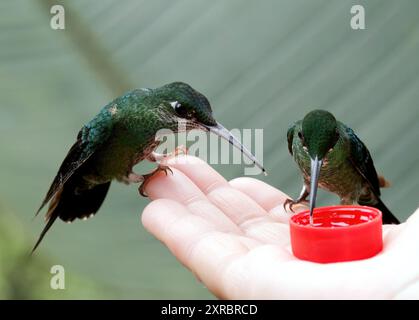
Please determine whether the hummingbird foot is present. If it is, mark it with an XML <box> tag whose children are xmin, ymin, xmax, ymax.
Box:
<box><xmin>283</xmin><ymin>185</ymin><xmax>310</xmax><ymax>213</ymax></box>
<box><xmin>172</xmin><ymin>145</ymin><xmax>189</xmax><ymax>157</ymax></box>
<box><xmin>138</xmin><ymin>165</ymin><xmax>174</xmax><ymax>197</ymax></box>
<box><xmin>124</xmin><ymin>173</ymin><xmax>145</xmax><ymax>184</ymax></box>
<box><xmin>283</xmin><ymin>198</ymin><xmax>309</xmax><ymax>213</ymax></box>
<box><xmin>147</xmin><ymin>145</ymin><xmax>189</xmax><ymax>163</ymax></box>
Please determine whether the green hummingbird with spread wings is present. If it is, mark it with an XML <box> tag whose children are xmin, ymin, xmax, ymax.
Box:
<box><xmin>33</xmin><ymin>82</ymin><xmax>265</xmax><ymax>252</ymax></box>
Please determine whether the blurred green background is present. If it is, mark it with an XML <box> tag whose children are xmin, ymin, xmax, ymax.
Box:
<box><xmin>1</xmin><ymin>0</ymin><xmax>418</xmax><ymax>299</ymax></box>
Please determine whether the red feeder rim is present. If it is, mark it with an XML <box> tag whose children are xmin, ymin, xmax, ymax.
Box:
<box><xmin>290</xmin><ymin>205</ymin><xmax>383</xmax><ymax>263</ymax></box>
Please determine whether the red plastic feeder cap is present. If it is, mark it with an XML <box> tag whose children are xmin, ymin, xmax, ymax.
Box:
<box><xmin>290</xmin><ymin>206</ymin><xmax>383</xmax><ymax>263</ymax></box>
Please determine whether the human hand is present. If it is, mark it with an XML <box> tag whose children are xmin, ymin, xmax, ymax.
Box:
<box><xmin>142</xmin><ymin>155</ymin><xmax>419</xmax><ymax>299</ymax></box>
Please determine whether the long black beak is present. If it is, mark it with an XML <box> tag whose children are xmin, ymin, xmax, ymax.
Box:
<box><xmin>309</xmin><ymin>156</ymin><xmax>323</xmax><ymax>224</ymax></box>
<box><xmin>204</xmin><ymin>122</ymin><xmax>267</xmax><ymax>175</ymax></box>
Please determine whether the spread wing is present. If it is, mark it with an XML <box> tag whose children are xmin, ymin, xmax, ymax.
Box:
<box><xmin>344</xmin><ymin>124</ymin><xmax>381</xmax><ymax>196</ymax></box>
<box><xmin>36</xmin><ymin>108</ymin><xmax>115</xmax><ymax>215</ymax></box>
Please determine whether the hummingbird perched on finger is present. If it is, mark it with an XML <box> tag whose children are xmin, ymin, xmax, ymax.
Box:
<box><xmin>285</xmin><ymin>109</ymin><xmax>399</xmax><ymax>224</ymax></box>
<box><xmin>33</xmin><ymin>82</ymin><xmax>266</xmax><ymax>253</ymax></box>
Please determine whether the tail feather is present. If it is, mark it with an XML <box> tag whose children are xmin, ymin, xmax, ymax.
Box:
<box><xmin>32</xmin><ymin>178</ymin><xmax>111</xmax><ymax>253</ymax></box>
<box><xmin>372</xmin><ymin>197</ymin><xmax>400</xmax><ymax>225</ymax></box>
<box><xmin>31</xmin><ymin>214</ymin><xmax>59</xmax><ymax>254</ymax></box>
<box><xmin>35</xmin><ymin>138</ymin><xmax>89</xmax><ymax>217</ymax></box>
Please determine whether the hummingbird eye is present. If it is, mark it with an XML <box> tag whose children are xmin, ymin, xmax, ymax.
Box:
<box><xmin>170</xmin><ymin>101</ymin><xmax>181</xmax><ymax>110</ymax></box>
<box><xmin>170</xmin><ymin>101</ymin><xmax>196</xmax><ymax>120</ymax></box>
<box><xmin>170</xmin><ymin>101</ymin><xmax>187</xmax><ymax>116</ymax></box>
<box><xmin>298</xmin><ymin>131</ymin><xmax>308</xmax><ymax>148</ymax></box>
<box><xmin>298</xmin><ymin>131</ymin><xmax>303</xmax><ymax>140</ymax></box>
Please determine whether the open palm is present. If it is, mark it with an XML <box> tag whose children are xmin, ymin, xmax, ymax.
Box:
<box><xmin>142</xmin><ymin>155</ymin><xmax>418</xmax><ymax>299</ymax></box>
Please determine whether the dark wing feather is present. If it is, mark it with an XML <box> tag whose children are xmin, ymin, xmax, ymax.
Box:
<box><xmin>36</xmin><ymin>108</ymin><xmax>115</xmax><ymax>215</ymax></box>
<box><xmin>344</xmin><ymin>124</ymin><xmax>381</xmax><ymax>196</ymax></box>
<box><xmin>287</xmin><ymin>123</ymin><xmax>296</xmax><ymax>155</ymax></box>
<box><xmin>36</xmin><ymin>129</ymin><xmax>94</xmax><ymax>215</ymax></box>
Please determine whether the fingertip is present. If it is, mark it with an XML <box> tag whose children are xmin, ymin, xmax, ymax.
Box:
<box><xmin>143</xmin><ymin>167</ymin><xmax>207</xmax><ymax>203</ymax></box>
<box><xmin>166</xmin><ymin>155</ymin><xmax>228</xmax><ymax>194</ymax></box>
<box><xmin>141</xmin><ymin>198</ymin><xmax>163</xmax><ymax>226</ymax></box>
<box><xmin>141</xmin><ymin>168</ymin><xmax>176</xmax><ymax>200</ymax></box>
<box><xmin>141</xmin><ymin>198</ymin><xmax>179</xmax><ymax>233</ymax></box>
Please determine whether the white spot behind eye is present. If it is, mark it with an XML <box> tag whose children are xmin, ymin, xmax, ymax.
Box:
<box><xmin>303</xmin><ymin>146</ymin><xmax>308</xmax><ymax>152</ymax></box>
<box><xmin>170</xmin><ymin>101</ymin><xmax>180</xmax><ymax>109</ymax></box>
<box><xmin>329</xmin><ymin>148</ymin><xmax>334</xmax><ymax>152</ymax></box>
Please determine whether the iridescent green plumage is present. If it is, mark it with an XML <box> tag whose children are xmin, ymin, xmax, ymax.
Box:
<box><xmin>33</xmin><ymin>82</ymin><xmax>265</xmax><ymax>253</ymax></box>
<box><xmin>286</xmin><ymin>110</ymin><xmax>399</xmax><ymax>224</ymax></box>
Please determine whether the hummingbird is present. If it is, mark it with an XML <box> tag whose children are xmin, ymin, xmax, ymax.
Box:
<box><xmin>33</xmin><ymin>82</ymin><xmax>266</xmax><ymax>253</ymax></box>
<box><xmin>285</xmin><ymin>109</ymin><xmax>399</xmax><ymax>224</ymax></box>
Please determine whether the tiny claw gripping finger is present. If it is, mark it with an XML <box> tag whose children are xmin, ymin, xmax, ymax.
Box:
<box><xmin>148</xmin><ymin>145</ymin><xmax>188</xmax><ymax>163</ymax></box>
<box><xmin>283</xmin><ymin>198</ymin><xmax>294</xmax><ymax>213</ymax></box>
<box><xmin>138</xmin><ymin>165</ymin><xmax>173</xmax><ymax>197</ymax></box>
<box><xmin>283</xmin><ymin>198</ymin><xmax>306</xmax><ymax>213</ymax></box>
<box><xmin>173</xmin><ymin>145</ymin><xmax>188</xmax><ymax>157</ymax></box>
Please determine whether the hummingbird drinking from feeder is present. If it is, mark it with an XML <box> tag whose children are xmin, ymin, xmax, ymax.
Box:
<box><xmin>285</xmin><ymin>109</ymin><xmax>399</xmax><ymax>225</ymax></box>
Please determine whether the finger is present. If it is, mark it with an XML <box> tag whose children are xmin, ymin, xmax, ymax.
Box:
<box><xmin>163</xmin><ymin>156</ymin><xmax>295</xmax><ymax>244</ymax></box>
<box><xmin>208</xmin><ymin>187</ymin><xmax>293</xmax><ymax>245</ymax></box>
<box><xmin>141</xmin><ymin>199</ymin><xmax>259</xmax><ymax>298</ymax></box>
<box><xmin>142</xmin><ymin>199</ymin><xmax>213</xmax><ymax>265</ymax></box>
<box><xmin>241</xmin><ymin>220</ymin><xmax>292</xmax><ymax>246</ymax></box>
<box><xmin>155</xmin><ymin>156</ymin><xmax>298</xmax><ymax>245</ymax></box>
<box><xmin>164</xmin><ymin>155</ymin><xmax>229</xmax><ymax>193</ymax></box>
<box><xmin>144</xmin><ymin>167</ymin><xmax>241</xmax><ymax>233</ymax></box>
<box><xmin>145</xmin><ymin>166</ymin><xmax>206</xmax><ymax>203</ymax></box>
<box><xmin>229</xmin><ymin>177</ymin><xmax>289</xmax><ymax>212</ymax></box>
<box><xmin>229</xmin><ymin>177</ymin><xmax>307</xmax><ymax>224</ymax></box>
<box><xmin>163</xmin><ymin>156</ymin><xmax>269</xmax><ymax>226</ymax></box>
